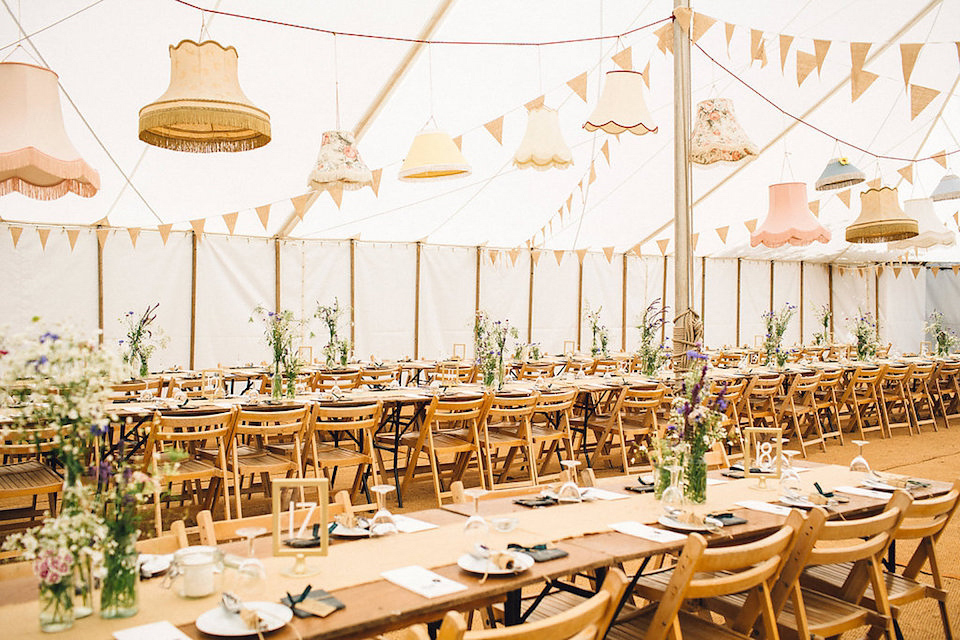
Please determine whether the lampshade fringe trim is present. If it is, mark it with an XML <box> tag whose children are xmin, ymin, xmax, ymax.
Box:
<box><xmin>583</xmin><ymin>121</ymin><xmax>658</xmax><ymax>135</ymax></box>
<box><xmin>846</xmin><ymin>221</ymin><xmax>919</xmax><ymax>243</ymax></box>
<box><xmin>138</xmin><ymin>107</ymin><xmax>271</xmax><ymax>152</ymax></box>
<box><xmin>0</xmin><ymin>147</ymin><xmax>100</xmax><ymax>198</ymax></box>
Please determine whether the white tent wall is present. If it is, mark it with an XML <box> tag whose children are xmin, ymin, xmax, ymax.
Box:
<box><xmin>531</xmin><ymin>253</ymin><xmax>579</xmax><ymax>353</ymax></box>
<box><xmin>926</xmin><ymin>269</ymin><xmax>960</xmax><ymax>337</ymax></box>
<box><xmin>831</xmin><ymin>268</ymin><xmax>876</xmax><ymax>344</ymax></box>
<box><xmin>799</xmin><ymin>263</ymin><xmax>829</xmax><ymax>344</ymax></box>
<box><xmin>0</xmin><ymin>230</ymin><xmax>98</xmax><ymax>339</ymax></box>
<box><xmin>279</xmin><ymin>239</ymin><xmax>352</xmax><ymax>358</ymax></box>
<box><xmin>624</xmin><ymin>254</ymin><xmax>665</xmax><ymax>352</ymax></box>
<box><xmin>102</xmin><ymin>231</ymin><xmax>192</xmax><ymax>370</ymax></box>
<box><xmin>703</xmin><ymin>258</ymin><xmax>737</xmax><ymax>348</ymax></box>
<box><xmin>581</xmin><ymin>253</ymin><xmax>623</xmax><ymax>352</ymax></box>
<box><xmin>878</xmin><ymin>269</ymin><xmax>925</xmax><ymax>354</ymax></box>
<box><xmin>739</xmin><ymin>260</ymin><xmax>771</xmax><ymax>348</ymax></box>
<box><xmin>195</xmin><ymin>235</ymin><xmax>274</xmax><ymax>368</ymax></box>
<box><xmin>418</xmin><ymin>245</ymin><xmax>475</xmax><ymax>360</ymax></box>
<box><xmin>354</xmin><ymin>243</ymin><xmax>417</xmax><ymax>360</ymax></box>
<box><xmin>772</xmin><ymin>262</ymin><xmax>801</xmax><ymax>346</ymax></box>
<box><xmin>478</xmin><ymin>252</ymin><xmax>530</xmax><ymax>350</ymax></box>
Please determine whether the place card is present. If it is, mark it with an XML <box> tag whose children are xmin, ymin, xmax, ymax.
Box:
<box><xmin>392</xmin><ymin>515</ymin><xmax>439</xmax><ymax>533</ymax></box>
<box><xmin>581</xmin><ymin>487</ymin><xmax>629</xmax><ymax>501</ymax></box>
<box><xmin>835</xmin><ymin>486</ymin><xmax>890</xmax><ymax>500</ymax></box>
<box><xmin>381</xmin><ymin>566</ymin><xmax>467</xmax><ymax>599</ymax></box>
<box><xmin>706</xmin><ymin>478</ymin><xmax>727</xmax><ymax>486</ymax></box>
<box><xmin>113</xmin><ymin>621</ymin><xmax>192</xmax><ymax>640</ymax></box>
<box><xmin>735</xmin><ymin>500</ymin><xmax>792</xmax><ymax>516</ymax></box>
<box><xmin>608</xmin><ymin>521</ymin><xmax>687</xmax><ymax>543</ymax></box>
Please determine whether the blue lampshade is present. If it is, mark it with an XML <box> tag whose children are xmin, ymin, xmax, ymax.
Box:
<box><xmin>815</xmin><ymin>157</ymin><xmax>865</xmax><ymax>191</ymax></box>
<box><xmin>931</xmin><ymin>173</ymin><xmax>960</xmax><ymax>202</ymax></box>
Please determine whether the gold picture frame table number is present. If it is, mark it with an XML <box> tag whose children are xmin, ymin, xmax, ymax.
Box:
<box><xmin>271</xmin><ymin>477</ymin><xmax>330</xmax><ymax>577</ymax></box>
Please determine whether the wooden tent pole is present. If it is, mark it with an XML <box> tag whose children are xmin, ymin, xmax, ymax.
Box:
<box><xmin>414</xmin><ymin>241</ymin><xmax>422</xmax><ymax>359</ymax></box>
<box><xmin>799</xmin><ymin>261</ymin><xmax>805</xmax><ymax>341</ymax></box>
<box><xmin>274</xmin><ymin>239</ymin><xmax>281</xmax><ymax>313</ymax></box>
<box><xmin>97</xmin><ymin>230</ymin><xmax>104</xmax><ymax>345</ymax></box>
<box><xmin>828</xmin><ymin>264</ymin><xmax>835</xmax><ymax>338</ymax></box>
<box><xmin>350</xmin><ymin>239</ymin><xmax>356</xmax><ymax>349</ymax></box>
<box><xmin>622</xmin><ymin>253</ymin><xmax>628</xmax><ymax>351</ymax></box>
<box><xmin>576</xmin><ymin>258</ymin><xmax>584</xmax><ymax>351</ymax></box>
<box><xmin>735</xmin><ymin>258</ymin><xmax>742</xmax><ymax>347</ymax></box>
<box><xmin>475</xmin><ymin>246</ymin><xmax>481</xmax><ymax>316</ymax></box>
<box><xmin>769</xmin><ymin>261</ymin><xmax>774</xmax><ymax>312</ymax></box>
<box><xmin>527</xmin><ymin>251</ymin><xmax>534</xmax><ymax>344</ymax></box>
<box><xmin>672</xmin><ymin>0</ymin><xmax>694</xmax><ymax>361</ymax></box>
<box><xmin>875</xmin><ymin>269</ymin><xmax>880</xmax><ymax>340</ymax></box>
<box><xmin>700</xmin><ymin>256</ymin><xmax>706</xmax><ymax>343</ymax></box>
<box><xmin>661</xmin><ymin>255</ymin><xmax>668</xmax><ymax>344</ymax></box>
<box><xmin>190</xmin><ymin>231</ymin><xmax>197</xmax><ymax>370</ymax></box>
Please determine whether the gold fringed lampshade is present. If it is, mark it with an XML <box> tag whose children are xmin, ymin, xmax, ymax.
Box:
<box><xmin>750</xmin><ymin>182</ymin><xmax>831</xmax><ymax>247</ymax></box>
<box><xmin>689</xmin><ymin>98</ymin><xmax>758</xmax><ymax>166</ymax></box>
<box><xmin>889</xmin><ymin>198</ymin><xmax>954</xmax><ymax>250</ymax></box>
<box><xmin>0</xmin><ymin>62</ymin><xmax>99</xmax><ymax>200</ymax></box>
<box><xmin>307</xmin><ymin>130</ymin><xmax>372</xmax><ymax>191</ymax></box>
<box><xmin>139</xmin><ymin>40</ymin><xmax>270</xmax><ymax>153</ymax></box>
<box><xmin>399</xmin><ymin>130</ymin><xmax>471</xmax><ymax>181</ymax></box>
<box><xmin>513</xmin><ymin>106</ymin><xmax>573</xmax><ymax>171</ymax></box>
<box><xmin>845</xmin><ymin>186</ymin><xmax>918</xmax><ymax>243</ymax></box>
<box><xmin>583</xmin><ymin>70</ymin><xmax>657</xmax><ymax>136</ymax></box>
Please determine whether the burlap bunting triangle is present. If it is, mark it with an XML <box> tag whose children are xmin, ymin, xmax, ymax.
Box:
<box><xmin>808</xmin><ymin>200</ymin><xmax>820</xmax><ymax>217</ymax></box>
<box><xmin>852</xmin><ymin>68</ymin><xmax>878</xmax><ymax>102</ymax></box>
<box><xmin>716</xmin><ymin>226</ymin><xmax>729</xmax><ymax>243</ymax></box>
<box><xmin>641</xmin><ymin>61</ymin><xmax>650</xmax><ymax>88</ymax></box>
<box><xmin>612</xmin><ymin>47</ymin><xmax>632</xmax><ymax>70</ymax></box>
<box><xmin>910</xmin><ymin>84</ymin><xmax>940</xmax><ymax>120</ymax></box>
<box><xmin>796</xmin><ymin>51</ymin><xmax>816</xmax><ymax>86</ymax></box>
<box><xmin>10</xmin><ymin>226</ymin><xmax>22</xmax><ymax>247</ymax></box>
<box><xmin>67</xmin><ymin>229</ymin><xmax>80</xmax><ymax>250</ymax></box>
<box><xmin>897</xmin><ymin>165</ymin><xmax>914</xmax><ymax>185</ymax></box>
<box><xmin>567</xmin><ymin>73</ymin><xmax>588</xmax><ymax>102</ymax></box>
<box><xmin>601</xmin><ymin>140</ymin><xmax>610</xmax><ymax>165</ymax></box>
<box><xmin>38</xmin><ymin>228</ymin><xmax>50</xmax><ymax>250</ymax></box>
<box><xmin>725</xmin><ymin>23</ymin><xmax>735</xmax><ymax>56</ymax></box>
<box><xmin>933</xmin><ymin>151</ymin><xmax>948</xmax><ymax>169</ymax></box>
<box><xmin>575</xmin><ymin>248</ymin><xmax>588</xmax><ymax>264</ymax></box>
<box><xmin>223</xmin><ymin>212</ymin><xmax>239</xmax><ymax>235</ymax></box>
<box><xmin>837</xmin><ymin>189</ymin><xmax>852</xmax><ymax>208</ymax></box>
<box><xmin>602</xmin><ymin>246</ymin><xmax>615</xmax><ymax>263</ymax></box>
<box><xmin>554</xmin><ymin>250</ymin><xmax>565</xmax><ymax>266</ymax></box>
<box><xmin>779</xmin><ymin>34</ymin><xmax>794</xmax><ymax>72</ymax></box>
<box><xmin>127</xmin><ymin>227</ymin><xmax>140</xmax><ymax>247</ymax></box>
<box><xmin>654</xmin><ymin>23</ymin><xmax>673</xmax><ymax>55</ymax></box>
<box><xmin>744</xmin><ymin>219</ymin><xmax>758</xmax><ymax>233</ymax></box>
<box><xmin>900</xmin><ymin>43</ymin><xmax>922</xmax><ymax>87</ymax></box>
<box><xmin>525</xmin><ymin>95</ymin><xmax>545</xmax><ymax>111</ymax></box>
<box><xmin>656</xmin><ymin>238</ymin><xmax>670</xmax><ymax>255</ymax></box>
<box><xmin>531</xmin><ymin>249</ymin><xmax>541</xmax><ymax>266</ymax></box>
<box><xmin>814</xmin><ymin>39</ymin><xmax>830</xmax><ymax>73</ymax></box>
<box><xmin>370</xmin><ymin>168</ymin><xmax>383</xmax><ymax>196</ymax></box>
<box><xmin>158</xmin><ymin>224</ymin><xmax>173</xmax><ymax>245</ymax></box>
<box><xmin>692</xmin><ymin>12</ymin><xmax>716</xmax><ymax>42</ymax></box>
<box><xmin>255</xmin><ymin>205</ymin><xmax>270</xmax><ymax>230</ymax></box>
<box><xmin>96</xmin><ymin>228</ymin><xmax>109</xmax><ymax>248</ymax></box>
<box><xmin>189</xmin><ymin>219</ymin><xmax>205</xmax><ymax>239</ymax></box>
<box><xmin>484</xmin><ymin>116</ymin><xmax>504</xmax><ymax>144</ymax></box>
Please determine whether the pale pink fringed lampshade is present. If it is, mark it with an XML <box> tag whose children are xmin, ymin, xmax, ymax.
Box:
<box><xmin>514</xmin><ymin>106</ymin><xmax>573</xmax><ymax>170</ymax></box>
<box><xmin>583</xmin><ymin>70</ymin><xmax>657</xmax><ymax>136</ymax></box>
<box><xmin>889</xmin><ymin>198</ymin><xmax>954</xmax><ymax>250</ymax></box>
<box><xmin>751</xmin><ymin>182</ymin><xmax>831</xmax><ymax>247</ymax></box>
<box><xmin>139</xmin><ymin>40</ymin><xmax>271</xmax><ymax>153</ymax></box>
<box><xmin>307</xmin><ymin>130</ymin><xmax>373</xmax><ymax>191</ymax></box>
<box><xmin>0</xmin><ymin>62</ymin><xmax>100</xmax><ymax>199</ymax></box>
<box><xmin>689</xmin><ymin>98</ymin><xmax>757</xmax><ymax>166</ymax></box>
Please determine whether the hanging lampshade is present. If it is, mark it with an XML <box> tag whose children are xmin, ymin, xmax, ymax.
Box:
<box><xmin>751</xmin><ymin>182</ymin><xmax>831</xmax><ymax>247</ymax></box>
<box><xmin>0</xmin><ymin>62</ymin><xmax>99</xmax><ymax>200</ymax></box>
<box><xmin>513</xmin><ymin>106</ymin><xmax>573</xmax><ymax>171</ymax></box>
<box><xmin>889</xmin><ymin>198</ymin><xmax>954</xmax><ymax>249</ymax></box>
<box><xmin>583</xmin><ymin>70</ymin><xmax>657</xmax><ymax>136</ymax></box>
<box><xmin>689</xmin><ymin>98</ymin><xmax>758</xmax><ymax>166</ymax></box>
<box><xmin>307</xmin><ymin>130</ymin><xmax>372</xmax><ymax>191</ymax></box>
<box><xmin>398</xmin><ymin>130</ymin><xmax>471</xmax><ymax>181</ymax></box>
<box><xmin>139</xmin><ymin>40</ymin><xmax>270</xmax><ymax>153</ymax></box>
<box><xmin>815</xmin><ymin>157</ymin><xmax>865</xmax><ymax>191</ymax></box>
<box><xmin>845</xmin><ymin>186</ymin><xmax>918</xmax><ymax>243</ymax></box>
<box><xmin>931</xmin><ymin>173</ymin><xmax>960</xmax><ymax>201</ymax></box>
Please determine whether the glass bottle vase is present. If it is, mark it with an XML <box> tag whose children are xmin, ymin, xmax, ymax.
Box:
<box><xmin>684</xmin><ymin>450</ymin><xmax>708</xmax><ymax>504</ymax></box>
<box><xmin>100</xmin><ymin>540</ymin><xmax>139</xmax><ymax>619</ymax></box>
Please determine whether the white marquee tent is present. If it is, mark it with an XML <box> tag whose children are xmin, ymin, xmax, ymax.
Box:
<box><xmin>1</xmin><ymin>0</ymin><xmax>959</xmax><ymax>367</ymax></box>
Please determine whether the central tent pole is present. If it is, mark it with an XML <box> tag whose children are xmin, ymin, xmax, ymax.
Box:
<box><xmin>672</xmin><ymin>0</ymin><xmax>695</xmax><ymax>364</ymax></box>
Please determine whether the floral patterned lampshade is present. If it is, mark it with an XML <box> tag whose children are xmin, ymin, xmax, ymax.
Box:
<box><xmin>889</xmin><ymin>198</ymin><xmax>954</xmax><ymax>249</ymax></box>
<box><xmin>751</xmin><ymin>182</ymin><xmax>831</xmax><ymax>247</ymax></box>
<box><xmin>139</xmin><ymin>40</ymin><xmax>270</xmax><ymax>153</ymax></box>
<box><xmin>845</xmin><ymin>186</ymin><xmax>917</xmax><ymax>243</ymax></box>
<box><xmin>931</xmin><ymin>173</ymin><xmax>960</xmax><ymax>201</ymax></box>
<box><xmin>0</xmin><ymin>62</ymin><xmax>99</xmax><ymax>199</ymax></box>
<box><xmin>815</xmin><ymin>157</ymin><xmax>865</xmax><ymax>191</ymax></box>
<box><xmin>514</xmin><ymin>106</ymin><xmax>573</xmax><ymax>171</ymax></box>
<box><xmin>583</xmin><ymin>70</ymin><xmax>657</xmax><ymax>136</ymax></box>
<box><xmin>399</xmin><ymin>130</ymin><xmax>471</xmax><ymax>181</ymax></box>
<box><xmin>689</xmin><ymin>98</ymin><xmax>757</xmax><ymax>166</ymax></box>
<box><xmin>307</xmin><ymin>130</ymin><xmax>372</xmax><ymax>191</ymax></box>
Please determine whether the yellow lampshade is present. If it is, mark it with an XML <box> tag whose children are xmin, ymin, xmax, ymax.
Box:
<box><xmin>845</xmin><ymin>186</ymin><xmax>918</xmax><ymax>243</ymax></box>
<box><xmin>0</xmin><ymin>62</ymin><xmax>99</xmax><ymax>200</ymax></box>
<box><xmin>583</xmin><ymin>70</ymin><xmax>657</xmax><ymax>136</ymax></box>
<box><xmin>139</xmin><ymin>40</ymin><xmax>270</xmax><ymax>153</ymax></box>
<box><xmin>399</xmin><ymin>130</ymin><xmax>471</xmax><ymax>181</ymax></box>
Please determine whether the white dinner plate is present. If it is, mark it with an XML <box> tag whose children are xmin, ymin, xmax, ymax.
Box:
<box><xmin>195</xmin><ymin>602</ymin><xmax>292</xmax><ymax>637</ymax></box>
<box><xmin>330</xmin><ymin>524</ymin><xmax>370</xmax><ymax>538</ymax></box>
<box><xmin>657</xmin><ymin>515</ymin><xmax>722</xmax><ymax>532</ymax></box>
<box><xmin>457</xmin><ymin>552</ymin><xmax>534</xmax><ymax>575</ymax></box>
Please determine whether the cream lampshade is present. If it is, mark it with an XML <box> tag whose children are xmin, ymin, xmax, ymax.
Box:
<box><xmin>307</xmin><ymin>130</ymin><xmax>373</xmax><ymax>191</ymax></box>
<box><xmin>689</xmin><ymin>98</ymin><xmax>757</xmax><ymax>166</ymax></box>
<box><xmin>845</xmin><ymin>186</ymin><xmax>917</xmax><ymax>243</ymax></box>
<box><xmin>751</xmin><ymin>182</ymin><xmax>830</xmax><ymax>247</ymax></box>
<box><xmin>930</xmin><ymin>173</ymin><xmax>960</xmax><ymax>201</ymax></box>
<box><xmin>889</xmin><ymin>198</ymin><xmax>954</xmax><ymax>249</ymax></box>
<box><xmin>0</xmin><ymin>61</ymin><xmax>99</xmax><ymax>200</ymax></box>
<box><xmin>139</xmin><ymin>39</ymin><xmax>271</xmax><ymax>153</ymax></box>
<box><xmin>583</xmin><ymin>70</ymin><xmax>657</xmax><ymax>136</ymax></box>
<box><xmin>815</xmin><ymin>157</ymin><xmax>865</xmax><ymax>191</ymax></box>
<box><xmin>399</xmin><ymin>130</ymin><xmax>471</xmax><ymax>181</ymax></box>
<box><xmin>513</xmin><ymin>106</ymin><xmax>573</xmax><ymax>171</ymax></box>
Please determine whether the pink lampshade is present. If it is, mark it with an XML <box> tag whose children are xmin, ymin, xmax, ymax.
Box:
<box><xmin>751</xmin><ymin>182</ymin><xmax>831</xmax><ymax>248</ymax></box>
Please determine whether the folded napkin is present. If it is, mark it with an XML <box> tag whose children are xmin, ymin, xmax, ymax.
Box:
<box><xmin>392</xmin><ymin>514</ymin><xmax>439</xmax><ymax>533</ymax></box>
<box><xmin>281</xmin><ymin>586</ymin><xmax>345</xmax><ymax>618</ymax></box>
<box><xmin>113</xmin><ymin>621</ymin><xmax>191</xmax><ymax>640</ymax></box>
<box><xmin>608</xmin><ymin>521</ymin><xmax>687</xmax><ymax>543</ymax></box>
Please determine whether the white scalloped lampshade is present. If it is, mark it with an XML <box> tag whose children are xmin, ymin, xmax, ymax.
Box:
<box><xmin>889</xmin><ymin>198</ymin><xmax>954</xmax><ymax>249</ymax></box>
<box><xmin>307</xmin><ymin>130</ymin><xmax>372</xmax><ymax>191</ymax></box>
<box><xmin>583</xmin><ymin>70</ymin><xmax>657</xmax><ymax>136</ymax></box>
<box><xmin>690</xmin><ymin>98</ymin><xmax>757</xmax><ymax>166</ymax></box>
<box><xmin>0</xmin><ymin>62</ymin><xmax>100</xmax><ymax>199</ymax></box>
<box><xmin>513</xmin><ymin>106</ymin><xmax>573</xmax><ymax>171</ymax></box>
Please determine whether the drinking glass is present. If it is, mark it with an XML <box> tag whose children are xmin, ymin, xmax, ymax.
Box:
<box><xmin>462</xmin><ymin>488</ymin><xmax>490</xmax><ymax>551</ymax></box>
<box><xmin>779</xmin><ymin>450</ymin><xmax>802</xmax><ymax>501</ymax></box>
<box><xmin>369</xmin><ymin>484</ymin><xmax>398</xmax><ymax>536</ymax></box>
<box><xmin>849</xmin><ymin>440</ymin><xmax>871</xmax><ymax>474</ymax></box>
<box><xmin>661</xmin><ymin>464</ymin><xmax>684</xmax><ymax>517</ymax></box>
<box><xmin>558</xmin><ymin>460</ymin><xmax>582</xmax><ymax>502</ymax></box>
<box><xmin>234</xmin><ymin>526</ymin><xmax>268</xmax><ymax>557</ymax></box>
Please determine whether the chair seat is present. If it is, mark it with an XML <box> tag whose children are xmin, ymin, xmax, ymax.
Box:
<box><xmin>802</xmin><ymin>561</ymin><xmax>935</xmax><ymax>607</ymax></box>
<box><xmin>530</xmin><ymin>425</ymin><xmax>567</xmax><ymax>440</ymax></box>
<box><xmin>167</xmin><ymin>458</ymin><xmax>221</xmax><ymax>481</ymax></box>
<box><xmin>0</xmin><ymin>460</ymin><xmax>62</xmax><ymax>496</ymax></box>
<box><xmin>234</xmin><ymin>451</ymin><xmax>296</xmax><ymax>474</ymax></box>
<box><xmin>607</xmin><ymin>607</ymin><xmax>751</xmax><ymax>640</ymax></box>
<box><xmin>480</xmin><ymin>429</ymin><xmax>526</xmax><ymax>447</ymax></box>
<box><xmin>398</xmin><ymin>430</ymin><xmax>473</xmax><ymax>452</ymax></box>
<box><xmin>198</xmin><ymin>444</ymin><xmax>256</xmax><ymax>461</ymax></box>
<box><xmin>308</xmin><ymin>446</ymin><xmax>371</xmax><ymax>466</ymax></box>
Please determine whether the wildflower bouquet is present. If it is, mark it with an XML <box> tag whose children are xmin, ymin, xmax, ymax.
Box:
<box><xmin>474</xmin><ymin>311</ymin><xmax>518</xmax><ymax>388</ymax></box>
<box><xmin>925</xmin><ymin>310</ymin><xmax>957</xmax><ymax>357</ymax></box>
<box><xmin>812</xmin><ymin>303</ymin><xmax>831</xmax><ymax>346</ymax></box>
<box><xmin>316</xmin><ymin>298</ymin><xmax>351</xmax><ymax>367</ymax></box>
<box><xmin>585</xmin><ymin>306</ymin><xmax>609</xmax><ymax>357</ymax></box>
<box><xmin>636</xmin><ymin>298</ymin><xmax>670</xmax><ymax>376</ymax></box>
<box><xmin>849</xmin><ymin>311</ymin><xmax>879</xmax><ymax>361</ymax></box>
<box><xmin>762</xmin><ymin>303</ymin><xmax>796</xmax><ymax>367</ymax></box>
<box><xmin>251</xmin><ymin>305</ymin><xmax>299</xmax><ymax>397</ymax></box>
<box><xmin>119</xmin><ymin>303</ymin><xmax>167</xmax><ymax>378</ymax></box>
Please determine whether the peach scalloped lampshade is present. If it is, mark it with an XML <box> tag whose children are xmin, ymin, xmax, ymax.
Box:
<box><xmin>751</xmin><ymin>182</ymin><xmax>831</xmax><ymax>248</ymax></box>
<box><xmin>0</xmin><ymin>61</ymin><xmax>99</xmax><ymax>200</ymax></box>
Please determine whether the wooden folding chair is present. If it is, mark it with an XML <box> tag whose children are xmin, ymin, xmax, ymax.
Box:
<box><xmin>838</xmin><ymin>365</ymin><xmax>887</xmax><ymax>439</ymax></box>
<box><xmin>478</xmin><ymin>391</ymin><xmax>540</xmax><ymax>488</ymax></box>
<box><xmin>0</xmin><ymin>425</ymin><xmax>63</xmax><ymax>530</ymax></box>
<box><xmin>568</xmin><ymin>386</ymin><xmax>627</xmax><ymax>469</ymax></box>
<box><xmin>878</xmin><ymin>362</ymin><xmax>915</xmax><ymax>436</ymax></box>
<box><xmin>777</xmin><ymin>370</ymin><xmax>825</xmax><ymax>457</ymax></box>
<box><xmin>111</xmin><ymin>377</ymin><xmax>164</xmax><ymax>398</ymax></box>
<box><xmin>591</xmin><ymin>385</ymin><xmax>665</xmax><ymax>473</ymax></box>
<box><xmin>428</xmin><ymin>362</ymin><xmax>477</xmax><ymax>385</ymax></box>
<box><xmin>932</xmin><ymin>360</ymin><xmax>960</xmax><ymax>428</ymax></box>
<box><xmin>813</xmin><ymin>367</ymin><xmax>845</xmax><ymax>445</ymax></box>
<box><xmin>529</xmin><ymin>389</ymin><xmax>577</xmax><ymax>479</ymax></box>
<box><xmin>303</xmin><ymin>401</ymin><xmax>383</xmax><ymax>507</ymax></box>
<box><xmin>905</xmin><ymin>362</ymin><xmax>940</xmax><ymax>432</ymax></box>
<box><xmin>359</xmin><ymin>365</ymin><xmax>402</xmax><ymax>387</ymax></box>
<box><xmin>743</xmin><ymin>374</ymin><xmax>784</xmax><ymax>428</ymax></box>
<box><xmin>311</xmin><ymin>369</ymin><xmax>361</xmax><ymax>392</ymax></box>
<box><xmin>517</xmin><ymin>362</ymin><xmax>556</xmax><ymax>380</ymax></box>
<box><xmin>591</xmin><ymin>358</ymin><xmax>620</xmax><ymax>375</ymax></box>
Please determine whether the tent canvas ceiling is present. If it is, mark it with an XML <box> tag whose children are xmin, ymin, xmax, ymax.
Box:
<box><xmin>1</xmin><ymin>0</ymin><xmax>959</xmax><ymax>262</ymax></box>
